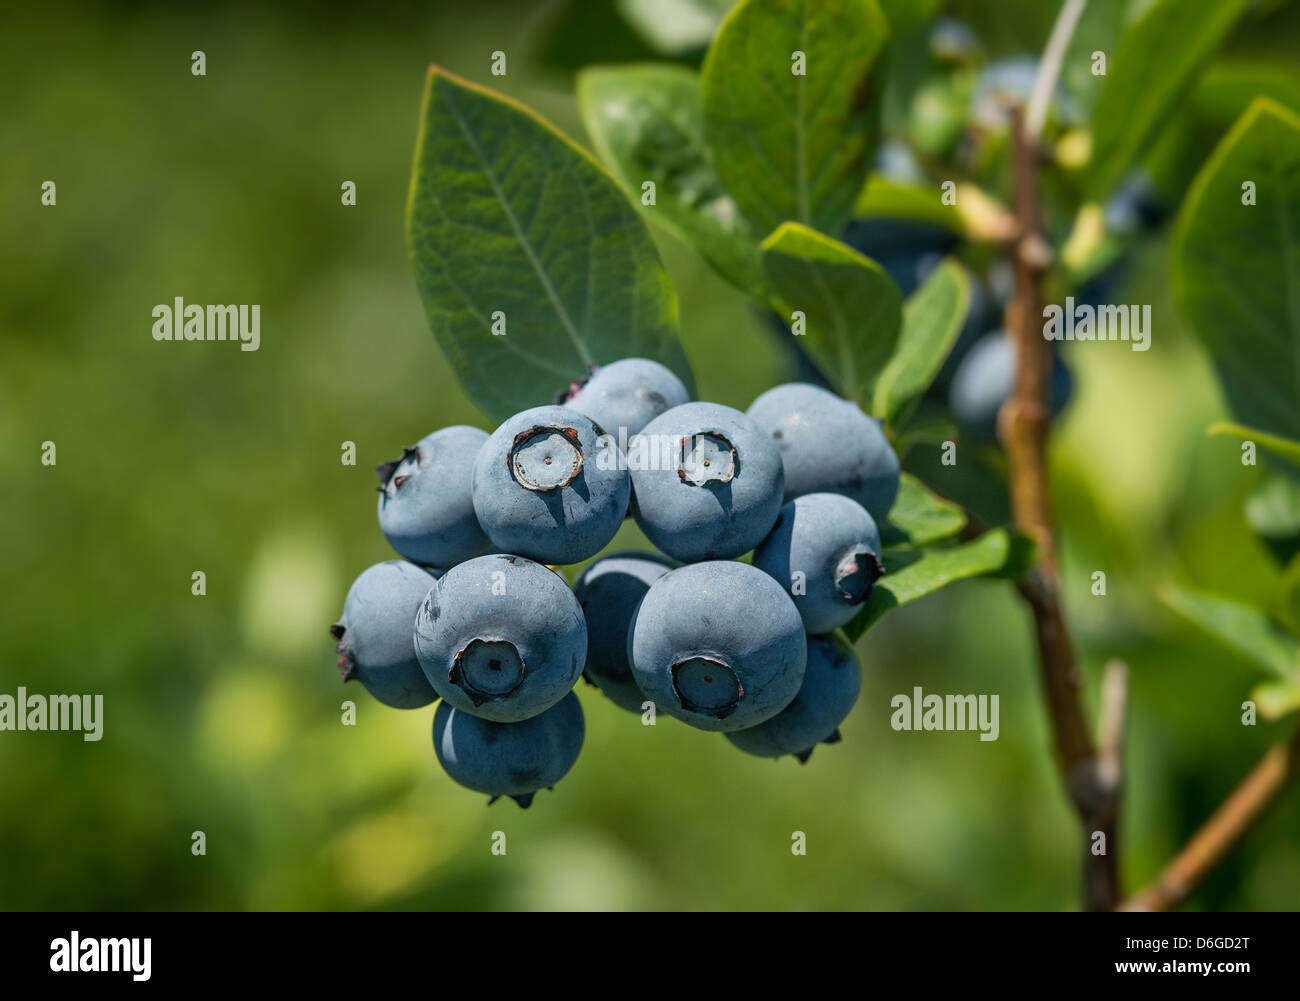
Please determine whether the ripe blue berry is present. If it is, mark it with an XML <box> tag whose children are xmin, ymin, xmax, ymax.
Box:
<box><xmin>414</xmin><ymin>554</ymin><xmax>586</xmax><ymax>722</ymax></box>
<box><xmin>947</xmin><ymin>331</ymin><xmax>1072</xmax><ymax>436</ymax></box>
<box><xmin>472</xmin><ymin>405</ymin><xmax>630</xmax><ymax>565</ymax></box>
<box><xmin>331</xmin><ymin>561</ymin><xmax>440</xmax><ymax>709</ymax></box>
<box><xmin>628</xmin><ymin>561</ymin><xmax>806</xmax><ymax>732</ymax></box>
<box><xmin>433</xmin><ymin>691</ymin><xmax>585</xmax><ymax>808</ymax></box>
<box><xmin>572</xmin><ymin>550</ymin><xmax>673</xmax><ymax>713</ymax></box>
<box><xmin>753</xmin><ymin>493</ymin><xmax>883</xmax><ymax>634</ymax></box>
<box><xmin>747</xmin><ymin>383</ymin><xmax>900</xmax><ymax>523</ymax></box>
<box><xmin>563</xmin><ymin>357</ymin><xmax>690</xmax><ymax>445</ymax></box>
<box><xmin>628</xmin><ymin>402</ymin><xmax>785</xmax><ymax>562</ymax></box>
<box><xmin>376</xmin><ymin>426</ymin><xmax>491</xmax><ymax>568</ymax></box>
<box><xmin>726</xmin><ymin>632</ymin><xmax>861</xmax><ymax>762</ymax></box>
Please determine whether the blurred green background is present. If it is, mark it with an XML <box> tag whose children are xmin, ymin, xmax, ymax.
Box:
<box><xmin>2</xmin><ymin>0</ymin><xmax>1297</xmax><ymax>911</ymax></box>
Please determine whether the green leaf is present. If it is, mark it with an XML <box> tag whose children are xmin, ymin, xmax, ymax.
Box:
<box><xmin>616</xmin><ymin>0</ymin><xmax>736</xmax><ymax>54</ymax></box>
<box><xmin>881</xmin><ymin>472</ymin><xmax>966</xmax><ymax>547</ymax></box>
<box><xmin>701</xmin><ymin>0</ymin><xmax>889</xmax><ymax>235</ymax></box>
<box><xmin>406</xmin><ymin>66</ymin><xmax>694</xmax><ymax>422</ymax></box>
<box><xmin>1161</xmin><ymin>585</ymin><xmax>1299</xmax><ymax>679</ymax></box>
<box><xmin>845</xmin><ymin>528</ymin><xmax>1021</xmax><ymax>640</ymax></box>
<box><xmin>1207</xmin><ymin>421</ymin><xmax>1300</xmax><ymax>467</ymax></box>
<box><xmin>577</xmin><ymin>64</ymin><xmax>764</xmax><ymax>298</ymax></box>
<box><xmin>873</xmin><ymin>259</ymin><xmax>972</xmax><ymax>425</ymax></box>
<box><xmin>1059</xmin><ymin>0</ymin><xmax>1130</xmax><ymax>120</ymax></box>
<box><xmin>853</xmin><ymin>176</ymin><xmax>962</xmax><ymax>232</ymax></box>
<box><xmin>877</xmin><ymin>0</ymin><xmax>940</xmax><ymax>35</ymax></box>
<box><xmin>1194</xmin><ymin>58</ymin><xmax>1300</xmax><ymax>127</ymax></box>
<box><xmin>1173</xmin><ymin>99</ymin><xmax>1300</xmax><ymax>441</ymax></box>
<box><xmin>894</xmin><ymin>417</ymin><xmax>958</xmax><ymax>459</ymax></box>
<box><xmin>986</xmin><ymin>533</ymin><xmax>1039</xmax><ymax>581</ymax></box>
<box><xmin>759</xmin><ymin>222</ymin><xmax>902</xmax><ymax>405</ymax></box>
<box><xmin>1090</xmin><ymin>0</ymin><xmax>1252</xmax><ymax>197</ymax></box>
<box><xmin>1249</xmin><ymin>679</ymin><xmax>1300</xmax><ymax>721</ymax></box>
<box><xmin>1245</xmin><ymin>470</ymin><xmax>1300</xmax><ymax>542</ymax></box>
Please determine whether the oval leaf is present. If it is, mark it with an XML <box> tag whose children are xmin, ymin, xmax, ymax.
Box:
<box><xmin>1161</xmin><ymin>584</ymin><xmax>1299</xmax><ymax>679</ymax></box>
<box><xmin>406</xmin><ymin>66</ymin><xmax>694</xmax><ymax>421</ymax></box>
<box><xmin>1207</xmin><ymin>421</ymin><xmax>1300</xmax><ymax>468</ymax></box>
<box><xmin>1173</xmin><ymin>99</ymin><xmax>1300</xmax><ymax>441</ymax></box>
<box><xmin>845</xmin><ymin>528</ymin><xmax>1023</xmax><ymax>640</ymax></box>
<box><xmin>873</xmin><ymin>258</ymin><xmax>971</xmax><ymax>425</ymax></box>
<box><xmin>1090</xmin><ymin>0</ymin><xmax>1251</xmax><ymax>198</ymax></box>
<box><xmin>578</xmin><ymin>63</ymin><xmax>764</xmax><ymax>297</ymax></box>
<box><xmin>854</xmin><ymin>175</ymin><xmax>962</xmax><ymax>232</ymax></box>
<box><xmin>881</xmin><ymin>472</ymin><xmax>966</xmax><ymax>547</ymax></box>
<box><xmin>701</xmin><ymin>0</ymin><xmax>889</xmax><ymax>235</ymax></box>
<box><xmin>759</xmin><ymin>222</ymin><xmax>902</xmax><ymax>405</ymax></box>
<box><xmin>1249</xmin><ymin>679</ymin><xmax>1300</xmax><ymax>721</ymax></box>
<box><xmin>617</xmin><ymin>0</ymin><xmax>737</xmax><ymax>55</ymax></box>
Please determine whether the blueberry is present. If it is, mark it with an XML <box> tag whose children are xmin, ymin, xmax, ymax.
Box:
<box><xmin>971</xmin><ymin>57</ymin><xmax>1079</xmax><ymax>131</ymax></box>
<box><xmin>376</xmin><ymin>426</ymin><xmax>491</xmax><ymax>569</ymax></box>
<box><xmin>746</xmin><ymin>383</ymin><xmax>900</xmax><ymax>523</ymax></box>
<box><xmin>414</xmin><ymin>554</ymin><xmax>586</xmax><ymax>722</ymax></box>
<box><xmin>931</xmin><ymin>270</ymin><xmax>994</xmax><ymax>394</ymax></box>
<box><xmin>330</xmin><ymin>561</ymin><xmax>440</xmax><ymax>709</ymax></box>
<box><xmin>929</xmin><ymin>17</ymin><xmax>983</xmax><ymax>64</ymax></box>
<box><xmin>947</xmin><ymin>331</ymin><xmax>1072</xmax><ymax>436</ymax></box>
<box><xmin>873</xmin><ymin>138</ymin><xmax>927</xmax><ymax>186</ymax></box>
<box><xmin>433</xmin><ymin>691</ymin><xmax>584</xmax><ymax>808</ymax></box>
<box><xmin>726</xmin><ymin>632</ymin><xmax>861</xmax><ymax>762</ymax></box>
<box><xmin>628</xmin><ymin>561</ymin><xmax>806</xmax><ymax>732</ymax></box>
<box><xmin>572</xmin><ymin>550</ymin><xmax>673</xmax><ymax>713</ymax></box>
<box><xmin>753</xmin><ymin>493</ymin><xmax>884</xmax><ymax>634</ymax></box>
<box><xmin>562</xmin><ymin>358</ymin><xmax>690</xmax><ymax>446</ymax></box>
<box><xmin>472</xmin><ymin>405</ymin><xmax>630</xmax><ymax>565</ymax></box>
<box><xmin>1104</xmin><ymin>172</ymin><xmax>1169</xmax><ymax>235</ymax></box>
<box><xmin>628</xmin><ymin>402</ymin><xmax>785</xmax><ymax>562</ymax></box>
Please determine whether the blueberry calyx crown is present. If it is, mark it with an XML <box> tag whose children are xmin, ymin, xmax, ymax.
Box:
<box><xmin>488</xmin><ymin>792</ymin><xmax>536</xmax><ymax>809</ymax></box>
<box><xmin>508</xmin><ymin>424</ymin><xmax>584</xmax><ymax>491</ymax></box>
<box><xmin>329</xmin><ymin>623</ymin><xmax>358</xmax><ymax>682</ymax></box>
<box><xmin>449</xmin><ymin>638</ymin><xmax>527</xmax><ymax>706</ymax></box>
<box><xmin>555</xmin><ymin>364</ymin><xmax>597</xmax><ymax>405</ymax></box>
<box><xmin>671</xmin><ymin>654</ymin><xmax>744</xmax><ymax>719</ymax></box>
<box><xmin>676</xmin><ymin>431</ymin><xmax>738</xmax><ymax>487</ymax></box>
<box><xmin>834</xmin><ymin>548</ymin><xmax>885</xmax><ymax>604</ymax></box>
<box><xmin>794</xmin><ymin>729</ymin><xmax>844</xmax><ymax>765</ymax></box>
<box><xmin>375</xmin><ymin>445</ymin><xmax>421</xmax><ymax>496</ymax></box>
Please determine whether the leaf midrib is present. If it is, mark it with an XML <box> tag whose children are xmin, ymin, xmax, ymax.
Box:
<box><xmin>802</xmin><ymin>255</ymin><xmax>854</xmax><ymax>398</ymax></box>
<box><xmin>441</xmin><ymin>83</ymin><xmax>595</xmax><ymax>368</ymax></box>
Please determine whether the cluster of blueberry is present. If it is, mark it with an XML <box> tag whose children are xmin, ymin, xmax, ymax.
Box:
<box><xmin>331</xmin><ymin>359</ymin><xmax>900</xmax><ymax>807</ymax></box>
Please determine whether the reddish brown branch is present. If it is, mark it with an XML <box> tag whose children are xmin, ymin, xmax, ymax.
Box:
<box><xmin>1000</xmin><ymin>107</ymin><xmax>1122</xmax><ymax>911</ymax></box>
<box><xmin>1001</xmin><ymin>109</ymin><xmax>1057</xmax><ymax>577</ymax></box>
<box><xmin>1120</xmin><ymin>727</ymin><xmax>1300</xmax><ymax>911</ymax></box>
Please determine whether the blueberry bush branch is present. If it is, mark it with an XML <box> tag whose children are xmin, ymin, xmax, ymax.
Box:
<box><xmin>1002</xmin><ymin>64</ymin><xmax>1122</xmax><ymax>906</ymax></box>
<box><xmin>1120</xmin><ymin>726</ymin><xmax>1300</xmax><ymax>911</ymax></box>
<box><xmin>1001</xmin><ymin>3</ymin><xmax>1300</xmax><ymax>912</ymax></box>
